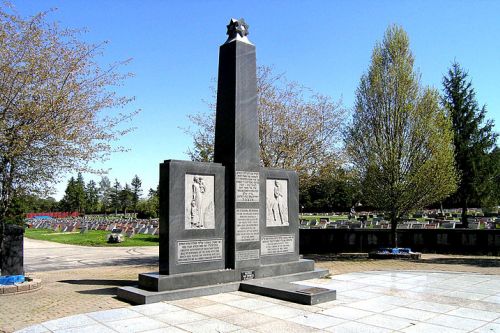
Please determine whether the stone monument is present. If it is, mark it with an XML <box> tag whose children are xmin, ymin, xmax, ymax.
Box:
<box><xmin>118</xmin><ymin>18</ymin><xmax>334</xmax><ymax>305</ymax></box>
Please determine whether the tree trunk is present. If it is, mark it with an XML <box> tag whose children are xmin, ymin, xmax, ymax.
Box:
<box><xmin>390</xmin><ymin>212</ymin><xmax>398</xmax><ymax>248</ymax></box>
<box><xmin>461</xmin><ymin>198</ymin><xmax>468</xmax><ymax>228</ymax></box>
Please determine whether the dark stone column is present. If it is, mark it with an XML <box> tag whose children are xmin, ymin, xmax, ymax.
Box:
<box><xmin>1</xmin><ymin>224</ymin><xmax>24</xmax><ymax>276</ymax></box>
<box><xmin>214</xmin><ymin>19</ymin><xmax>261</xmax><ymax>270</ymax></box>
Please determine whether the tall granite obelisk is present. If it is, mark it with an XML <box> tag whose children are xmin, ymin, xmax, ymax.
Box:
<box><xmin>117</xmin><ymin>19</ymin><xmax>332</xmax><ymax>305</ymax></box>
<box><xmin>214</xmin><ymin>19</ymin><xmax>261</xmax><ymax>270</ymax></box>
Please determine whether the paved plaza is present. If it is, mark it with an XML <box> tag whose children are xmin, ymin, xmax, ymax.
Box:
<box><xmin>1</xmin><ymin>239</ymin><xmax>499</xmax><ymax>333</ymax></box>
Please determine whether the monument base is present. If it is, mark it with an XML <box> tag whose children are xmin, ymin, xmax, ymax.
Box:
<box><xmin>117</xmin><ymin>260</ymin><xmax>332</xmax><ymax>305</ymax></box>
<box><xmin>139</xmin><ymin>259</ymin><xmax>315</xmax><ymax>292</ymax></box>
<box><xmin>240</xmin><ymin>279</ymin><xmax>336</xmax><ymax>305</ymax></box>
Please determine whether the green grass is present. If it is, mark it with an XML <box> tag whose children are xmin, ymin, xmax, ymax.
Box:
<box><xmin>24</xmin><ymin>228</ymin><xmax>159</xmax><ymax>247</ymax></box>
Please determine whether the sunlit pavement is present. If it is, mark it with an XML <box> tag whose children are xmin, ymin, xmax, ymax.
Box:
<box><xmin>24</xmin><ymin>238</ymin><xmax>159</xmax><ymax>272</ymax></box>
<box><xmin>16</xmin><ymin>270</ymin><xmax>500</xmax><ymax>333</ymax></box>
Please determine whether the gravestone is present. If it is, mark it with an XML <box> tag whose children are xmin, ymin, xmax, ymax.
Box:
<box><xmin>118</xmin><ymin>18</ymin><xmax>331</xmax><ymax>305</ymax></box>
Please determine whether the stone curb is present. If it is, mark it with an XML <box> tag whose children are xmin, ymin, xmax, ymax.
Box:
<box><xmin>0</xmin><ymin>278</ymin><xmax>42</xmax><ymax>295</ymax></box>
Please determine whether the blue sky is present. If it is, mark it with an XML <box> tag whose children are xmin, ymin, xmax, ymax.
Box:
<box><xmin>10</xmin><ymin>0</ymin><xmax>500</xmax><ymax>200</ymax></box>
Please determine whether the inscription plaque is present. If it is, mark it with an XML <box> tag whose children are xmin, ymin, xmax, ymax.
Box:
<box><xmin>241</xmin><ymin>270</ymin><xmax>255</xmax><ymax>280</ymax></box>
<box><xmin>177</xmin><ymin>239</ymin><xmax>223</xmax><ymax>264</ymax></box>
<box><xmin>235</xmin><ymin>208</ymin><xmax>260</xmax><ymax>242</ymax></box>
<box><xmin>235</xmin><ymin>171</ymin><xmax>259</xmax><ymax>202</ymax></box>
<box><xmin>235</xmin><ymin>249</ymin><xmax>260</xmax><ymax>261</ymax></box>
<box><xmin>261</xmin><ymin>234</ymin><xmax>295</xmax><ymax>256</ymax></box>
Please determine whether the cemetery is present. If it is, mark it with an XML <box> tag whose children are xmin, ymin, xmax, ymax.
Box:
<box><xmin>0</xmin><ymin>3</ymin><xmax>499</xmax><ymax>332</ymax></box>
<box><xmin>27</xmin><ymin>217</ymin><xmax>160</xmax><ymax>237</ymax></box>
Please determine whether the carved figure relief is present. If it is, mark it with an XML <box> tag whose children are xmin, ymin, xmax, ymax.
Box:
<box><xmin>266</xmin><ymin>179</ymin><xmax>289</xmax><ymax>226</ymax></box>
<box><xmin>185</xmin><ymin>174</ymin><xmax>215</xmax><ymax>229</ymax></box>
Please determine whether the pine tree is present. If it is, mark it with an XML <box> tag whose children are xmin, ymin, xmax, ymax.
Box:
<box><xmin>131</xmin><ymin>175</ymin><xmax>143</xmax><ymax>214</ymax></box>
<box><xmin>75</xmin><ymin>173</ymin><xmax>86</xmax><ymax>213</ymax></box>
<box><xmin>85</xmin><ymin>180</ymin><xmax>99</xmax><ymax>214</ymax></box>
<box><xmin>60</xmin><ymin>177</ymin><xmax>76</xmax><ymax>211</ymax></box>
<box><xmin>61</xmin><ymin>174</ymin><xmax>86</xmax><ymax>213</ymax></box>
<box><xmin>110</xmin><ymin>179</ymin><xmax>122</xmax><ymax>215</ymax></box>
<box><xmin>442</xmin><ymin>62</ymin><xmax>498</xmax><ymax>226</ymax></box>
<box><xmin>120</xmin><ymin>183</ymin><xmax>134</xmax><ymax>214</ymax></box>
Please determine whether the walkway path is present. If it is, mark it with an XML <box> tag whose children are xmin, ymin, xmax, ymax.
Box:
<box><xmin>24</xmin><ymin>238</ymin><xmax>158</xmax><ymax>272</ymax></box>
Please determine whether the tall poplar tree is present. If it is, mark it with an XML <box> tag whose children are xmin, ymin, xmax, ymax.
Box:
<box><xmin>346</xmin><ymin>25</ymin><xmax>457</xmax><ymax>246</ymax></box>
<box><xmin>442</xmin><ymin>63</ymin><xmax>498</xmax><ymax>225</ymax></box>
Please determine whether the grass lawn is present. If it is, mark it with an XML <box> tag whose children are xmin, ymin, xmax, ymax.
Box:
<box><xmin>24</xmin><ymin>228</ymin><xmax>159</xmax><ymax>247</ymax></box>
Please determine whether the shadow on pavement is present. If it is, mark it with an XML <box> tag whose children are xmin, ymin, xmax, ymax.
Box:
<box><xmin>77</xmin><ymin>287</ymin><xmax>119</xmax><ymax>295</ymax></box>
<box><xmin>99</xmin><ymin>257</ymin><xmax>159</xmax><ymax>266</ymax></box>
<box><xmin>26</xmin><ymin>257</ymin><xmax>159</xmax><ymax>272</ymax></box>
<box><xmin>303</xmin><ymin>253</ymin><xmax>500</xmax><ymax>269</ymax></box>
<box><xmin>303</xmin><ymin>254</ymin><xmax>369</xmax><ymax>262</ymax></box>
<box><xmin>59</xmin><ymin>279</ymin><xmax>137</xmax><ymax>286</ymax></box>
<box><xmin>420</xmin><ymin>258</ymin><xmax>500</xmax><ymax>268</ymax></box>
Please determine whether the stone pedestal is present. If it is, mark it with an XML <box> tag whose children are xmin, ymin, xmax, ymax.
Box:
<box><xmin>1</xmin><ymin>224</ymin><xmax>24</xmax><ymax>276</ymax></box>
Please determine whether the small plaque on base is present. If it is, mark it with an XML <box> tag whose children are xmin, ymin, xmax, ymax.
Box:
<box><xmin>241</xmin><ymin>270</ymin><xmax>255</xmax><ymax>281</ymax></box>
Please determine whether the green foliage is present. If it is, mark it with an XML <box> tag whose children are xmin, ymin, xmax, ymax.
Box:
<box><xmin>110</xmin><ymin>179</ymin><xmax>122</xmax><ymax>215</ymax></box>
<box><xmin>442</xmin><ymin>62</ymin><xmax>499</xmax><ymax>224</ymax></box>
<box><xmin>131</xmin><ymin>175</ymin><xmax>143</xmax><ymax>213</ymax></box>
<box><xmin>137</xmin><ymin>187</ymin><xmax>159</xmax><ymax>219</ymax></box>
<box><xmin>60</xmin><ymin>176</ymin><xmax>84</xmax><ymax>212</ymax></box>
<box><xmin>300</xmin><ymin>168</ymin><xmax>359</xmax><ymax>213</ymax></box>
<box><xmin>85</xmin><ymin>180</ymin><xmax>99</xmax><ymax>213</ymax></box>
<box><xmin>119</xmin><ymin>183</ymin><xmax>134</xmax><ymax>213</ymax></box>
<box><xmin>346</xmin><ymin>25</ymin><xmax>458</xmax><ymax>246</ymax></box>
<box><xmin>99</xmin><ymin>176</ymin><xmax>112</xmax><ymax>214</ymax></box>
<box><xmin>24</xmin><ymin>228</ymin><xmax>158</xmax><ymax>247</ymax></box>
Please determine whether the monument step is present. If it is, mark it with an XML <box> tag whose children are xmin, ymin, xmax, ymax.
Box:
<box><xmin>117</xmin><ymin>268</ymin><xmax>330</xmax><ymax>305</ymax></box>
<box><xmin>240</xmin><ymin>271</ymin><xmax>336</xmax><ymax>305</ymax></box>
<box><xmin>139</xmin><ymin>259</ymin><xmax>316</xmax><ymax>292</ymax></box>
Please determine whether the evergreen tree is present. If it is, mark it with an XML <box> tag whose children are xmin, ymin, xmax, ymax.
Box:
<box><xmin>346</xmin><ymin>25</ymin><xmax>457</xmax><ymax>246</ymax></box>
<box><xmin>75</xmin><ymin>173</ymin><xmax>86</xmax><ymax>213</ymax></box>
<box><xmin>60</xmin><ymin>174</ymin><xmax>86</xmax><ymax>213</ymax></box>
<box><xmin>131</xmin><ymin>175</ymin><xmax>143</xmax><ymax>214</ymax></box>
<box><xmin>60</xmin><ymin>177</ymin><xmax>76</xmax><ymax>211</ymax></box>
<box><xmin>442</xmin><ymin>62</ymin><xmax>498</xmax><ymax>226</ymax></box>
<box><xmin>85</xmin><ymin>180</ymin><xmax>99</xmax><ymax>214</ymax></box>
<box><xmin>110</xmin><ymin>179</ymin><xmax>122</xmax><ymax>215</ymax></box>
<box><xmin>120</xmin><ymin>183</ymin><xmax>134</xmax><ymax>214</ymax></box>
